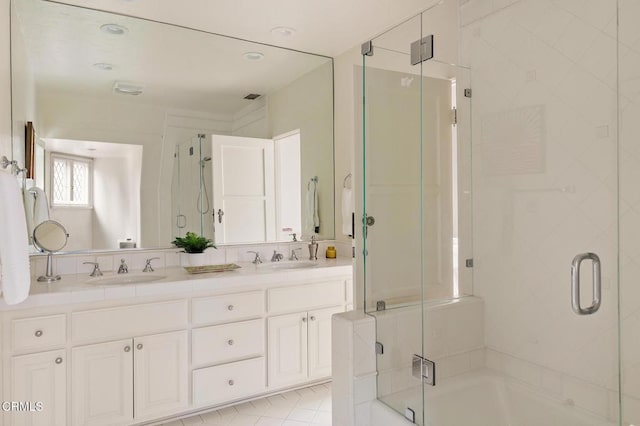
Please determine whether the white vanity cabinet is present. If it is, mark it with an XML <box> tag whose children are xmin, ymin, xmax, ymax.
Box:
<box><xmin>72</xmin><ymin>331</ymin><xmax>188</xmax><ymax>426</ymax></box>
<box><xmin>1</xmin><ymin>262</ymin><xmax>352</xmax><ymax>426</ymax></box>
<box><xmin>266</xmin><ymin>280</ymin><xmax>348</xmax><ymax>388</ymax></box>
<box><xmin>11</xmin><ymin>349</ymin><xmax>66</xmax><ymax>426</ymax></box>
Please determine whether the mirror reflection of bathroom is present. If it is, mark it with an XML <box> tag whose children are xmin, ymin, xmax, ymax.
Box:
<box><xmin>172</xmin><ymin>133</ymin><xmax>303</xmax><ymax>245</ymax></box>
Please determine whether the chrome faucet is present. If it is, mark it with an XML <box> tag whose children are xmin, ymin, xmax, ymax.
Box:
<box><xmin>117</xmin><ymin>258</ymin><xmax>129</xmax><ymax>274</ymax></box>
<box><xmin>83</xmin><ymin>261</ymin><xmax>103</xmax><ymax>277</ymax></box>
<box><xmin>143</xmin><ymin>257</ymin><xmax>160</xmax><ymax>273</ymax></box>
<box><xmin>271</xmin><ymin>250</ymin><xmax>284</xmax><ymax>262</ymax></box>
<box><xmin>289</xmin><ymin>248</ymin><xmax>301</xmax><ymax>261</ymax></box>
<box><xmin>247</xmin><ymin>251</ymin><xmax>262</xmax><ymax>265</ymax></box>
<box><xmin>289</xmin><ymin>233</ymin><xmax>298</xmax><ymax>242</ymax></box>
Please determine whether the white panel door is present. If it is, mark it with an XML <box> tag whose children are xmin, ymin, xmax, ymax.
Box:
<box><xmin>268</xmin><ymin>312</ymin><xmax>308</xmax><ymax>388</ymax></box>
<box><xmin>308</xmin><ymin>306</ymin><xmax>344</xmax><ymax>379</ymax></box>
<box><xmin>133</xmin><ymin>331</ymin><xmax>188</xmax><ymax>421</ymax></box>
<box><xmin>212</xmin><ymin>135</ymin><xmax>275</xmax><ymax>243</ymax></box>
<box><xmin>11</xmin><ymin>350</ymin><xmax>66</xmax><ymax>426</ymax></box>
<box><xmin>72</xmin><ymin>339</ymin><xmax>133</xmax><ymax>426</ymax></box>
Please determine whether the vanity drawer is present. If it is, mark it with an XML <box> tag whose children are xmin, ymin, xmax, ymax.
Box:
<box><xmin>192</xmin><ymin>291</ymin><xmax>264</xmax><ymax>325</ymax></box>
<box><xmin>12</xmin><ymin>315</ymin><xmax>66</xmax><ymax>353</ymax></box>
<box><xmin>268</xmin><ymin>281</ymin><xmax>345</xmax><ymax>313</ymax></box>
<box><xmin>192</xmin><ymin>319</ymin><xmax>264</xmax><ymax>367</ymax></box>
<box><xmin>193</xmin><ymin>357</ymin><xmax>265</xmax><ymax>407</ymax></box>
<box><xmin>72</xmin><ymin>300</ymin><xmax>188</xmax><ymax>342</ymax></box>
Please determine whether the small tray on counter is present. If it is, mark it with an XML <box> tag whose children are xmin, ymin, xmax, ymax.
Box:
<box><xmin>184</xmin><ymin>263</ymin><xmax>242</xmax><ymax>274</ymax></box>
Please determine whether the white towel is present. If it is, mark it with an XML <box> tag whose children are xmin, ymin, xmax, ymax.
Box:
<box><xmin>341</xmin><ymin>187</ymin><xmax>353</xmax><ymax>236</ymax></box>
<box><xmin>0</xmin><ymin>171</ymin><xmax>31</xmax><ymax>305</ymax></box>
<box><xmin>23</xmin><ymin>187</ymin><xmax>50</xmax><ymax>240</ymax></box>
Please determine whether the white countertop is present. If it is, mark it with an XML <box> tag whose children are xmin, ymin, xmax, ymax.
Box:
<box><xmin>1</xmin><ymin>258</ymin><xmax>354</xmax><ymax>311</ymax></box>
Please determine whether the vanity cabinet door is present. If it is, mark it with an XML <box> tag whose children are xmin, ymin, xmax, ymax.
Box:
<box><xmin>133</xmin><ymin>331</ymin><xmax>188</xmax><ymax>421</ymax></box>
<box><xmin>11</xmin><ymin>350</ymin><xmax>66</xmax><ymax>426</ymax></box>
<box><xmin>72</xmin><ymin>339</ymin><xmax>134</xmax><ymax>426</ymax></box>
<box><xmin>308</xmin><ymin>306</ymin><xmax>344</xmax><ymax>379</ymax></box>
<box><xmin>268</xmin><ymin>312</ymin><xmax>308</xmax><ymax>388</ymax></box>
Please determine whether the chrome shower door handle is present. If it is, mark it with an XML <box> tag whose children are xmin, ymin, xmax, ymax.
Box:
<box><xmin>571</xmin><ymin>252</ymin><xmax>601</xmax><ymax>315</ymax></box>
<box><xmin>217</xmin><ymin>209</ymin><xmax>224</xmax><ymax>223</ymax></box>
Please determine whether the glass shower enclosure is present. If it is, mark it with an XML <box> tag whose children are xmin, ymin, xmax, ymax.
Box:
<box><xmin>361</xmin><ymin>0</ymin><xmax>622</xmax><ymax>424</ymax></box>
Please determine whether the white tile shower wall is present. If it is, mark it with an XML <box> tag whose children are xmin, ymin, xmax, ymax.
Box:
<box><xmin>374</xmin><ymin>297</ymin><xmax>485</xmax><ymax>398</ymax></box>
<box><xmin>462</xmin><ymin>0</ymin><xmax>620</xmax><ymax>423</ymax></box>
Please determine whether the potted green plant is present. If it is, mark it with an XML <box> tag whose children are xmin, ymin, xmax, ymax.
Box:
<box><xmin>171</xmin><ymin>232</ymin><xmax>216</xmax><ymax>267</ymax></box>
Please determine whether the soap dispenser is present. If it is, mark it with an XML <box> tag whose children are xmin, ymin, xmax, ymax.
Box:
<box><xmin>308</xmin><ymin>235</ymin><xmax>318</xmax><ymax>261</ymax></box>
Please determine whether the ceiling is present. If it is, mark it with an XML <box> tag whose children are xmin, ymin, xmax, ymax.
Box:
<box><xmin>47</xmin><ymin>0</ymin><xmax>443</xmax><ymax>57</ymax></box>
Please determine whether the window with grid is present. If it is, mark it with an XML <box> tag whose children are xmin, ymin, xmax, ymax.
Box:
<box><xmin>50</xmin><ymin>154</ymin><xmax>92</xmax><ymax>207</ymax></box>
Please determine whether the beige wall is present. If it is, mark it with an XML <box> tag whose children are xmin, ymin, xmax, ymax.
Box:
<box><xmin>0</xmin><ymin>0</ymin><xmax>10</xmax><ymax>161</ymax></box>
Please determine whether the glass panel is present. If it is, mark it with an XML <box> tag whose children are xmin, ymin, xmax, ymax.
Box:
<box><xmin>459</xmin><ymin>0</ymin><xmax>620</xmax><ymax>424</ymax></box>
<box><xmin>72</xmin><ymin>161</ymin><xmax>89</xmax><ymax>204</ymax></box>
<box><xmin>362</xmin><ymin>14</ymin><xmax>425</xmax><ymax>423</ymax></box>
<box><xmin>52</xmin><ymin>158</ymin><xmax>68</xmax><ymax>204</ymax></box>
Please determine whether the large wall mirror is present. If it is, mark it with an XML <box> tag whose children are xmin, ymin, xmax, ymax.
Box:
<box><xmin>10</xmin><ymin>0</ymin><xmax>335</xmax><ymax>251</ymax></box>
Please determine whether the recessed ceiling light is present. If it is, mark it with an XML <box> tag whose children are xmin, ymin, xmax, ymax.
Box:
<box><xmin>100</xmin><ymin>23</ymin><xmax>128</xmax><ymax>35</ymax></box>
<box><xmin>93</xmin><ymin>62</ymin><xmax>114</xmax><ymax>71</ymax></box>
<box><xmin>242</xmin><ymin>52</ymin><xmax>264</xmax><ymax>61</ymax></box>
<box><xmin>271</xmin><ymin>26</ymin><xmax>296</xmax><ymax>38</ymax></box>
<box><xmin>113</xmin><ymin>81</ymin><xmax>144</xmax><ymax>96</ymax></box>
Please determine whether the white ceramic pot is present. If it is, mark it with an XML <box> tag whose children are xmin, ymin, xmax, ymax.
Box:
<box><xmin>180</xmin><ymin>252</ymin><xmax>209</xmax><ymax>267</ymax></box>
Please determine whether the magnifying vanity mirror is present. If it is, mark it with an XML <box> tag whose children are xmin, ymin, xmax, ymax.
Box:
<box><xmin>10</xmin><ymin>0</ymin><xmax>335</xmax><ymax>252</ymax></box>
<box><xmin>32</xmin><ymin>220</ymin><xmax>68</xmax><ymax>282</ymax></box>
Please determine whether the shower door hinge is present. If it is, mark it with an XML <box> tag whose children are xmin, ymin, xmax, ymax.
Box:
<box><xmin>464</xmin><ymin>88</ymin><xmax>472</xmax><ymax>98</ymax></box>
<box><xmin>410</xmin><ymin>34</ymin><xmax>434</xmax><ymax>65</ymax></box>
<box><xmin>405</xmin><ymin>408</ymin><xmax>416</xmax><ymax>423</ymax></box>
<box><xmin>361</xmin><ymin>40</ymin><xmax>374</xmax><ymax>56</ymax></box>
<box><xmin>412</xmin><ymin>354</ymin><xmax>436</xmax><ymax>386</ymax></box>
<box><xmin>465</xmin><ymin>258</ymin><xmax>474</xmax><ymax>268</ymax></box>
<box><xmin>450</xmin><ymin>107</ymin><xmax>457</xmax><ymax>125</ymax></box>
<box><xmin>376</xmin><ymin>300</ymin><xmax>386</xmax><ymax>311</ymax></box>
<box><xmin>375</xmin><ymin>341</ymin><xmax>384</xmax><ymax>355</ymax></box>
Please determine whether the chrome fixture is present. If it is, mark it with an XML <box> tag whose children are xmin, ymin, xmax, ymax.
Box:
<box><xmin>271</xmin><ymin>250</ymin><xmax>284</xmax><ymax>262</ymax></box>
<box><xmin>412</xmin><ymin>354</ymin><xmax>436</xmax><ymax>386</ymax></box>
<box><xmin>142</xmin><ymin>257</ymin><xmax>160</xmax><ymax>273</ymax></box>
<box><xmin>289</xmin><ymin>248</ymin><xmax>301</xmax><ymax>261</ymax></box>
<box><xmin>289</xmin><ymin>233</ymin><xmax>297</xmax><ymax>242</ymax></box>
<box><xmin>247</xmin><ymin>251</ymin><xmax>262</xmax><ymax>265</ymax></box>
<box><xmin>83</xmin><ymin>262</ymin><xmax>103</xmax><ymax>277</ymax></box>
<box><xmin>308</xmin><ymin>235</ymin><xmax>318</xmax><ymax>261</ymax></box>
<box><xmin>571</xmin><ymin>252</ymin><xmax>601</xmax><ymax>315</ymax></box>
<box><xmin>117</xmin><ymin>258</ymin><xmax>129</xmax><ymax>274</ymax></box>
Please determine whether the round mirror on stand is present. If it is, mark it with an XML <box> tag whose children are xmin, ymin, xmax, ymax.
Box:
<box><xmin>33</xmin><ymin>220</ymin><xmax>68</xmax><ymax>283</ymax></box>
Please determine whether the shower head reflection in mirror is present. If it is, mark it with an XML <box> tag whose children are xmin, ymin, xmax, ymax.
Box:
<box><xmin>10</xmin><ymin>0</ymin><xmax>335</xmax><ymax>252</ymax></box>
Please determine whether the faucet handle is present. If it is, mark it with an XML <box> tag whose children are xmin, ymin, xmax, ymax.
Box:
<box><xmin>289</xmin><ymin>233</ymin><xmax>297</xmax><ymax>242</ymax></box>
<box><xmin>289</xmin><ymin>248</ymin><xmax>301</xmax><ymax>261</ymax></box>
<box><xmin>118</xmin><ymin>258</ymin><xmax>129</xmax><ymax>274</ymax></box>
<box><xmin>247</xmin><ymin>251</ymin><xmax>262</xmax><ymax>264</ymax></box>
<box><xmin>143</xmin><ymin>257</ymin><xmax>160</xmax><ymax>273</ymax></box>
<box><xmin>83</xmin><ymin>261</ymin><xmax>103</xmax><ymax>277</ymax></box>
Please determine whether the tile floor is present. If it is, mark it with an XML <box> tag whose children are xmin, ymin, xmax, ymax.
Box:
<box><xmin>161</xmin><ymin>383</ymin><xmax>332</xmax><ymax>426</ymax></box>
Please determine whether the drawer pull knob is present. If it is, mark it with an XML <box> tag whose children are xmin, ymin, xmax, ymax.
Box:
<box><xmin>124</xmin><ymin>346</ymin><xmax>131</xmax><ymax>352</ymax></box>
<box><xmin>310</xmin><ymin>316</ymin><xmax>316</xmax><ymax>321</ymax></box>
<box><xmin>137</xmin><ymin>344</ymin><xmax>143</xmax><ymax>350</ymax></box>
<box><xmin>302</xmin><ymin>317</ymin><xmax>307</xmax><ymax>322</ymax></box>
<box><xmin>228</xmin><ymin>305</ymin><xmax>234</xmax><ymax>311</ymax></box>
<box><xmin>35</xmin><ymin>330</ymin><xmax>43</xmax><ymax>337</ymax></box>
<box><xmin>55</xmin><ymin>357</ymin><xmax>63</xmax><ymax>364</ymax></box>
<box><xmin>228</xmin><ymin>339</ymin><xmax>234</xmax><ymax>346</ymax></box>
<box><xmin>228</xmin><ymin>379</ymin><xmax>234</xmax><ymax>386</ymax></box>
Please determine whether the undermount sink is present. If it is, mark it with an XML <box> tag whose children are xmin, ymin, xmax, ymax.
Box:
<box><xmin>87</xmin><ymin>274</ymin><xmax>167</xmax><ymax>285</ymax></box>
<box><xmin>266</xmin><ymin>261</ymin><xmax>318</xmax><ymax>270</ymax></box>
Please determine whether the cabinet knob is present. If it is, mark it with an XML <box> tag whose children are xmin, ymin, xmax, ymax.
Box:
<box><xmin>310</xmin><ymin>316</ymin><xmax>316</xmax><ymax>321</ymax></box>
<box><xmin>228</xmin><ymin>379</ymin><xmax>234</xmax><ymax>386</ymax></box>
<box><xmin>302</xmin><ymin>317</ymin><xmax>307</xmax><ymax>322</ymax></box>
<box><xmin>34</xmin><ymin>330</ymin><xmax>43</xmax><ymax>337</ymax></box>
<box><xmin>228</xmin><ymin>305</ymin><xmax>234</xmax><ymax>311</ymax></box>
<box><xmin>228</xmin><ymin>339</ymin><xmax>234</xmax><ymax>346</ymax></box>
<box><xmin>137</xmin><ymin>344</ymin><xmax>143</xmax><ymax>350</ymax></box>
<box><xmin>124</xmin><ymin>346</ymin><xmax>131</xmax><ymax>352</ymax></box>
<box><xmin>55</xmin><ymin>357</ymin><xmax>63</xmax><ymax>364</ymax></box>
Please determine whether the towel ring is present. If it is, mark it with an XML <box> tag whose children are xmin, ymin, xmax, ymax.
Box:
<box><xmin>343</xmin><ymin>173</ymin><xmax>352</xmax><ymax>189</ymax></box>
